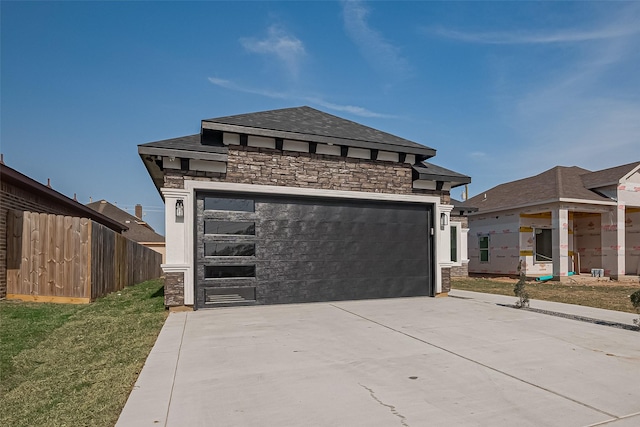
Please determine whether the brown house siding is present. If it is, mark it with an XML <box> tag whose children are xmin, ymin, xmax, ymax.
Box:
<box><xmin>162</xmin><ymin>146</ymin><xmax>451</xmax><ymax>306</ymax></box>
<box><xmin>0</xmin><ymin>180</ymin><xmax>93</xmax><ymax>298</ymax></box>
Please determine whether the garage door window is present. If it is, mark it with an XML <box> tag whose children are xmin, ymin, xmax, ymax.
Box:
<box><xmin>205</xmin><ymin>265</ymin><xmax>256</xmax><ymax>278</ymax></box>
<box><xmin>205</xmin><ymin>243</ymin><xmax>255</xmax><ymax>257</ymax></box>
<box><xmin>205</xmin><ymin>221</ymin><xmax>255</xmax><ymax>235</ymax></box>
<box><xmin>205</xmin><ymin>197</ymin><xmax>254</xmax><ymax>212</ymax></box>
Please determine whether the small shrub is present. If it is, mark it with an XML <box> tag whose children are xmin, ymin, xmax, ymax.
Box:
<box><xmin>630</xmin><ymin>289</ymin><xmax>640</xmax><ymax>327</ymax></box>
<box><xmin>514</xmin><ymin>274</ymin><xmax>530</xmax><ymax>308</ymax></box>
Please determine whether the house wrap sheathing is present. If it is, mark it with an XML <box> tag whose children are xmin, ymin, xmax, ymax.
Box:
<box><xmin>465</xmin><ymin>162</ymin><xmax>640</xmax><ymax>279</ymax></box>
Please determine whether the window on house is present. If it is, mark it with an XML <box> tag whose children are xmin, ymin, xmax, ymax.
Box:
<box><xmin>479</xmin><ymin>235</ymin><xmax>490</xmax><ymax>263</ymax></box>
<box><xmin>534</xmin><ymin>228</ymin><xmax>552</xmax><ymax>263</ymax></box>
<box><xmin>450</xmin><ymin>225</ymin><xmax>458</xmax><ymax>263</ymax></box>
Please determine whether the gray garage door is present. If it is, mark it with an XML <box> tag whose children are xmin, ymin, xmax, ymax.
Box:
<box><xmin>195</xmin><ymin>193</ymin><xmax>434</xmax><ymax>308</ymax></box>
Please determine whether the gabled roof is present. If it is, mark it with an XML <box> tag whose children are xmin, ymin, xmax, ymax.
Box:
<box><xmin>201</xmin><ymin>106</ymin><xmax>436</xmax><ymax>158</ymax></box>
<box><xmin>1</xmin><ymin>162</ymin><xmax>126</xmax><ymax>232</ymax></box>
<box><xmin>465</xmin><ymin>165</ymin><xmax>619</xmax><ymax>213</ymax></box>
<box><xmin>580</xmin><ymin>161</ymin><xmax>640</xmax><ymax>189</ymax></box>
<box><xmin>86</xmin><ymin>200</ymin><xmax>164</xmax><ymax>243</ymax></box>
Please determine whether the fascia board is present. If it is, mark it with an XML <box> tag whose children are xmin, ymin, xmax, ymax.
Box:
<box><xmin>468</xmin><ymin>197</ymin><xmax>617</xmax><ymax>216</ymax></box>
<box><xmin>558</xmin><ymin>197</ymin><xmax>617</xmax><ymax>206</ymax></box>
<box><xmin>621</xmin><ymin>164</ymin><xmax>640</xmax><ymax>182</ymax></box>
<box><xmin>201</xmin><ymin>121</ymin><xmax>436</xmax><ymax>158</ymax></box>
<box><xmin>138</xmin><ymin>145</ymin><xmax>228</xmax><ymax>162</ymax></box>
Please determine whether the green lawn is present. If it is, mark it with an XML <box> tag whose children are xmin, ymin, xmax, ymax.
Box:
<box><xmin>0</xmin><ymin>278</ymin><xmax>167</xmax><ymax>427</ymax></box>
<box><xmin>452</xmin><ymin>277</ymin><xmax>640</xmax><ymax>314</ymax></box>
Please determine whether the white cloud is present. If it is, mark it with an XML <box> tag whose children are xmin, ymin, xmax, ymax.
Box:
<box><xmin>207</xmin><ymin>76</ymin><xmax>394</xmax><ymax>118</ymax></box>
<box><xmin>462</xmin><ymin>5</ymin><xmax>639</xmax><ymax>176</ymax></box>
<box><xmin>342</xmin><ymin>0</ymin><xmax>410</xmax><ymax>80</ymax></box>
<box><xmin>240</xmin><ymin>25</ymin><xmax>306</xmax><ymax>77</ymax></box>
<box><xmin>430</xmin><ymin>25</ymin><xmax>639</xmax><ymax>45</ymax></box>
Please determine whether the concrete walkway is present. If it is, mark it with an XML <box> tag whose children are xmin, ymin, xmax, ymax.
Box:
<box><xmin>117</xmin><ymin>293</ymin><xmax>640</xmax><ymax>427</ymax></box>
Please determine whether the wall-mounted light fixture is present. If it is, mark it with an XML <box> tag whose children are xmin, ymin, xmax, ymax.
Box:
<box><xmin>175</xmin><ymin>199</ymin><xmax>184</xmax><ymax>219</ymax></box>
<box><xmin>440</xmin><ymin>212</ymin><xmax>449</xmax><ymax>230</ymax></box>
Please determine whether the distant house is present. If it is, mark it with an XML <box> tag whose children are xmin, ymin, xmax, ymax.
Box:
<box><xmin>449</xmin><ymin>198</ymin><xmax>477</xmax><ymax>278</ymax></box>
<box><xmin>0</xmin><ymin>160</ymin><xmax>125</xmax><ymax>299</ymax></box>
<box><xmin>464</xmin><ymin>162</ymin><xmax>640</xmax><ymax>279</ymax></box>
<box><xmin>87</xmin><ymin>200</ymin><xmax>165</xmax><ymax>262</ymax></box>
<box><xmin>139</xmin><ymin>106</ymin><xmax>470</xmax><ymax>308</ymax></box>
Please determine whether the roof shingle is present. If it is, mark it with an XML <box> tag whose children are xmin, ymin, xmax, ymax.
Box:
<box><xmin>87</xmin><ymin>200</ymin><xmax>164</xmax><ymax>243</ymax></box>
<box><xmin>465</xmin><ymin>166</ymin><xmax>614</xmax><ymax>212</ymax></box>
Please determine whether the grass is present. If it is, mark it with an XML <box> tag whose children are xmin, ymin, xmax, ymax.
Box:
<box><xmin>452</xmin><ymin>277</ymin><xmax>640</xmax><ymax>314</ymax></box>
<box><xmin>0</xmin><ymin>278</ymin><xmax>167</xmax><ymax>427</ymax></box>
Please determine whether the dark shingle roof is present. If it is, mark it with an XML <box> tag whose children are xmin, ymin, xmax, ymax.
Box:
<box><xmin>87</xmin><ymin>200</ymin><xmax>164</xmax><ymax>243</ymax></box>
<box><xmin>413</xmin><ymin>161</ymin><xmax>471</xmax><ymax>187</ymax></box>
<box><xmin>580</xmin><ymin>161</ymin><xmax>640</xmax><ymax>189</ymax></box>
<box><xmin>450</xmin><ymin>198</ymin><xmax>478</xmax><ymax>215</ymax></box>
<box><xmin>465</xmin><ymin>166</ymin><xmax>613</xmax><ymax>213</ymax></box>
<box><xmin>139</xmin><ymin>134</ymin><xmax>226</xmax><ymax>152</ymax></box>
<box><xmin>138</xmin><ymin>134</ymin><xmax>227</xmax><ymax>158</ymax></box>
<box><xmin>202</xmin><ymin>106</ymin><xmax>436</xmax><ymax>157</ymax></box>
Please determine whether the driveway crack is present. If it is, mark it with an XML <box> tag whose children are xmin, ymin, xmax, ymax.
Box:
<box><xmin>331</xmin><ymin>303</ymin><xmax>618</xmax><ymax>420</ymax></box>
<box><xmin>359</xmin><ymin>383</ymin><xmax>409</xmax><ymax>427</ymax></box>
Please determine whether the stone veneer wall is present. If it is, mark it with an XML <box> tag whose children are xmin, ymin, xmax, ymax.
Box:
<box><xmin>163</xmin><ymin>145</ymin><xmax>451</xmax><ymax>305</ymax></box>
<box><xmin>440</xmin><ymin>267</ymin><xmax>451</xmax><ymax>293</ymax></box>
<box><xmin>164</xmin><ymin>272</ymin><xmax>185</xmax><ymax>306</ymax></box>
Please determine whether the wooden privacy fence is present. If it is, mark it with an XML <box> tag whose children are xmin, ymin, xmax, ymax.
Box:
<box><xmin>6</xmin><ymin>210</ymin><xmax>163</xmax><ymax>303</ymax></box>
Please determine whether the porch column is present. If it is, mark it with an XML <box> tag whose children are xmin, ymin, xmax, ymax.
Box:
<box><xmin>602</xmin><ymin>204</ymin><xmax>626</xmax><ymax>278</ymax></box>
<box><xmin>552</xmin><ymin>208</ymin><xmax>570</xmax><ymax>278</ymax></box>
<box><xmin>436</xmin><ymin>204</ymin><xmax>454</xmax><ymax>294</ymax></box>
<box><xmin>161</xmin><ymin>188</ymin><xmax>194</xmax><ymax>306</ymax></box>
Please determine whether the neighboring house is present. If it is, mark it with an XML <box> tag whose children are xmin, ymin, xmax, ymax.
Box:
<box><xmin>0</xmin><ymin>160</ymin><xmax>125</xmax><ymax>299</ymax></box>
<box><xmin>139</xmin><ymin>106</ymin><xmax>470</xmax><ymax>308</ymax></box>
<box><xmin>464</xmin><ymin>162</ymin><xmax>640</xmax><ymax>280</ymax></box>
<box><xmin>87</xmin><ymin>200</ymin><xmax>165</xmax><ymax>262</ymax></box>
<box><xmin>449</xmin><ymin>198</ymin><xmax>478</xmax><ymax>277</ymax></box>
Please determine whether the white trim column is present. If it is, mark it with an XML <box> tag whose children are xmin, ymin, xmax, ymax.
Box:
<box><xmin>460</xmin><ymin>225</ymin><xmax>470</xmax><ymax>265</ymax></box>
<box><xmin>602</xmin><ymin>204</ymin><xmax>626</xmax><ymax>278</ymax></box>
<box><xmin>552</xmin><ymin>208</ymin><xmax>570</xmax><ymax>278</ymax></box>
<box><xmin>437</xmin><ymin>204</ymin><xmax>454</xmax><ymax>294</ymax></box>
<box><xmin>161</xmin><ymin>188</ymin><xmax>195</xmax><ymax>305</ymax></box>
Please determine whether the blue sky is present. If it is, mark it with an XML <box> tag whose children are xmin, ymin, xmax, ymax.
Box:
<box><xmin>2</xmin><ymin>1</ymin><xmax>639</xmax><ymax>235</ymax></box>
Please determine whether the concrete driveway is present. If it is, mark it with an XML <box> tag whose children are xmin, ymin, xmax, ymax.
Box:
<box><xmin>117</xmin><ymin>291</ymin><xmax>640</xmax><ymax>427</ymax></box>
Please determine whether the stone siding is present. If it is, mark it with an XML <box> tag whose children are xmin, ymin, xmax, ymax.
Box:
<box><xmin>164</xmin><ymin>272</ymin><xmax>185</xmax><ymax>306</ymax></box>
<box><xmin>440</xmin><ymin>267</ymin><xmax>451</xmax><ymax>293</ymax></box>
<box><xmin>226</xmin><ymin>146</ymin><xmax>414</xmax><ymax>194</ymax></box>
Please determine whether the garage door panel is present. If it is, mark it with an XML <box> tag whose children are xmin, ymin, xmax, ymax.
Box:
<box><xmin>196</xmin><ymin>193</ymin><xmax>433</xmax><ymax>307</ymax></box>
